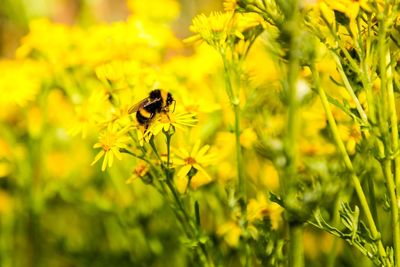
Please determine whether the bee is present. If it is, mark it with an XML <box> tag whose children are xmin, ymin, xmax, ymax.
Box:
<box><xmin>128</xmin><ymin>89</ymin><xmax>175</xmax><ymax>127</ymax></box>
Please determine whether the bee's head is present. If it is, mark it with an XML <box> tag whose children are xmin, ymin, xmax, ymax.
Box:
<box><xmin>166</xmin><ymin>93</ymin><xmax>174</xmax><ymax>106</ymax></box>
<box><xmin>166</xmin><ymin>93</ymin><xmax>176</xmax><ymax>112</ymax></box>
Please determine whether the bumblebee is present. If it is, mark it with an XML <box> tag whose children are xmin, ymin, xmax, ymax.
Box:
<box><xmin>128</xmin><ymin>89</ymin><xmax>174</xmax><ymax>126</ymax></box>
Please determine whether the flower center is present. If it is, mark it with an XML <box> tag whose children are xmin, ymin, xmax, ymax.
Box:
<box><xmin>100</xmin><ymin>133</ymin><xmax>117</xmax><ymax>152</ymax></box>
<box><xmin>135</xmin><ymin>164</ymin><xmax>149</xmax><ymax>177</ymax></box>
<box><xmin>101</xmin><ymin>144</ymin><xmax>111</xmax><ymax>152</ymax></box>
<box><xmin>185</xmin><ymin>157</ymin><xmax>197</xmax><ymax>165</ymax></box>
<box><xmin>160</xmin><ymin>113</ymin><xmax>171</xmax><ymax>123</ymax></box>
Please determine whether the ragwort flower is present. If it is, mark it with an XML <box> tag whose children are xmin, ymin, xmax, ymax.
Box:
<box><xmin>185</xmin><ymin>11</ymin><xmax>234</xmax><ymax>48</ymax></box>
<box><xmin>186</xmin><ymin>11</ymin><xmax>266</xmax><ymax>49</ymax></box>
<box><xmin>173</xmin><ymin>140</ymin><xmax>216</xmax><ymax>192</ymax></box>
<box><xmin>126</xmin><ymin>162</ymin><xmax>150</xmax><ymax>184</ymax></box>
<box><xmin>69</xmin><ymin>90</ymin><xmax>110</xmax><ymax>138</ymax></box>
<box><xmin>147</xmin><ymin>111</ymin><xmax>197</xmax><ymax>135</ymax></box>
<box><xmin>320</xmin><ymin>0</ymin><xmax>371</xmax><ymax>21</ymax></box>
<box><xmin>91</xmin><ymin>124</ymin><xmax>131</xmax><ymax>171</ymax></box>
<box><xmin>135</xmin><ymin>111</ymin><xmax>197</xmax><ymax>146</ymax></box>
<box><xmin>247</xmin><ymin>194</ymin><xmax>283</xmax><ymax>229</ymax></box>
<box><xmin>223</xmin><ymin>0</ymin><xmax>238</xmax><ymax>12</ymax></box>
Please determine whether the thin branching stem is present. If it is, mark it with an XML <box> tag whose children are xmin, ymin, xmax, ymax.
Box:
<box><xmin>331</xmin><ymin>53</ymin><xmax>368</xmax><ymax>124</ymax></box>
<box><xmin>311</xmin><ymin>64</ymin><xmax>390</xmax><ymax>266</ymax></box>
<box><xmin>377</xmin><ymin>17</ymin><xmax>400</xmax><ymax>265</ymax></box>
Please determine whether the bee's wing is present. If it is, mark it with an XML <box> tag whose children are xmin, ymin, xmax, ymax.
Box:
<box><xmin>128</xmin><ymin>98</ymin><xmax>149</xmax><ymax>114</ymax></box>
<box><xmin>128</xmin><ymin>97</ymin><xmax>162</xmax><ymax>114</ymax></box>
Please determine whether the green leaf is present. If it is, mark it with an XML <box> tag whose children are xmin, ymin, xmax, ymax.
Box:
<box><xmin>339</xmin><ymin>202</ymin><xmax>359</xmax><ymax>241</ymax></box>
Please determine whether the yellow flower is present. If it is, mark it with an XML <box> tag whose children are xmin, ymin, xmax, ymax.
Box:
<box><xmin>260</xmin><ymin>161</ymin><xmax>280</xmax><ymax>191</ymax></box>
<box><xmin>27</xmin><ymin>106</ymin><xmax>43</xmax><ymax>138</ymax></box>
<box><xmin>134</xmin><ymin>111</ymin><xmax>197</xmax><ymax>146</ymax></box>
<box><xmin>95</xmin><ymin>60</ymin><xmax>141</xmax><ymax>83</ymax></box>
<box><xmin>16</xmin><ymin>19</ymin><xmax>75</xmax><ymax>64</ymax></box>
<box><xmin>147</xmin><ymin>111</ymin><xmax>198</xmax><ymax>135</ymax></box>
<box><xmin>186</xmin><ymin>11</ymin><xmax>265</xmax><ymax>49</ymax></box>
<box><xmin>337</xmin><ymin>123</ymin><xmax>362</xmax><ymax>155</ymax></box>
<box><xmin>185</xmin><ymin>12</ymin><xmax>233</xmax><ymax>47</ymax></box>
<box><xmin>0</xmin><ymin>190</ymin><xmax>13</xmax><ymax>215</ymax></box>
<box><xmin>0</xmin><ymin>162</ymin><xmax>12</xmax><ymax>178</ymax></box>
<box><xmin>127</xmin><ymin>0</ymin><xmax>180</xmax><ymax>22</ymax></box>
<box><xmin>217</xmin><ymin>221</ymin><xmax>242</xmax><ymax>247</ymax></box>
<box><xmin>234</xmin><ymin>12</ymin><xmax>266</xmax><ymax>33</ymax></box>
<box><xmin>0</xmin><ymin>60</ymin><xmax>46</xmax><ymax>107</ymax></box>
<box><xmin>319</xmin><ymin>0</ymin><xmax>371</xmax><ymax>21</ymax></box>
<box><xmin>299</xmin><ymin>137</ymin><xmax>336</xmax><ymax>156</ymax></box>
<box><xmin>240</xmin><ymin>128</ymin><xmax>258</xmax><ymax>149</ymax></box>
<box><xmin>69</xmin><ymin>90</ymin><xmax>110</xmax><ymax>138</ymax></box>
<box><xmin>173</xmin><ymin>140</ymin><xmax>216</xmax><ymax>192</ymax></box>
<box><xmin>126</xmin><ymin>162</ymin><xmax>150</xmax><ymax>184</ymax></box>
<box><xmin>135</xmin><ymin>125</ymin><xmax>152</xmax><ymax>147</ymax></box>
<box><xmin>0</xmin><ymin>139</ymin><xmax>12</xmax><ymax>178</ymax></box>
<box><xmin>247</xmin><ymin>194</ymin><xmax>283</xmax><ymax>229</ymax></box>
<box><xmin>91</xmin><ymin>124</ymin><xmax>131</xmax><ymax>171</ymax></box>
<box><xmin>223</xmin><ymin>0</ymin><xmax>238</xmax><ymax>12</ymax></box>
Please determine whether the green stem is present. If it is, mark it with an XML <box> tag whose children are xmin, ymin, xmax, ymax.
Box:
<box><xmin>148</xmin><ymin>139</ymin><xmax>192</xmax><ymax>225</ymax></box>
<box><xmin>221</xmin><ymin>52</ymin><xmax>249</xmax><ymax>267</ymax></box>
<box><xmin>311</xmin><ymin>64</ymin><xmax>389</xmax><ymax>265</ymax></box>
<box><xmin>221</xmin><ymin>56</ymin><xmax>246</xmax><ymax>213</ymax></box>
<box><xmin>149</xmin><ymin>136</ymin><xmax>213</xmax><ymax>267</ymax></box>
<box><xmin>378</xmin><ymin>22</ymin><xmax>400</xmax><ymax>266</ymax></box>
<box><xmin>385</xmin><ymin>50</ymin><xmax>400</xmax><ymax>193</ymax></box>
<box><xmin>327</xmin><ymin>196</ymin><xmax>345</xmax><ymax>267</ymax></box>
<box><xmin>367</xmin><ymin>172</ymin><xmax>380</xmax><ymax>230</ymax></box>
<box><xmin>332</xmin><ymin>53</ymin><xmax>368</xmax><ymax>124</ymax></box>
<box><xmin>282</xmin><ymin>2</ymin><xmax>304</xmax><ymax>267</ymax></box>
<box><xmin>289</xmin><ymin>226</ymin><xmax>304</xmax><ymax>267</ymax></box>
<box><xmin>320</xmin><ymin>14</ymin><xmax>360</xmax><ymax>74</ymax></box>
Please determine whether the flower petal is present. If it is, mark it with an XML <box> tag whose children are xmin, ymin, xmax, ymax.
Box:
<box><xmin>193</xmin><ymin>163</ymin><xmax>212</xmax><ymax>181</ymax></box>
<box><xmin>93</xmin><ymin>142</ymin><xmax>102</xmax><ymax>148</ymax></box>
<box><xmin>177</xmin><ymin>164</ymin><xmax>192</xmax><ymax>179</ymax></box>
<box><xmin>196</xmin><ymin>145</ymin><xmax>210</xmax><ymax>158</ymax></box>
<box><xmin>173</xmin><ymin>158</ymin><xmax>185</xmax><ymax>166</ymax></box>
<box><xmin>175</xmin><ymin>174</ymin><xmax>188</xmax><ymax>194</ymax></box>
<box><xmin>101</xmin><ymin>152</ymin><xmax>109</xmax><ymax>171</ymax></box>
<box><xmin>151</xmin><ymin>123</ymin><xmax>164</xmax><ymax>136</ymax></box>
<box><xmin>191</xmin><ymin>140</ymin><xmax>201</xmax><ymax>156</ymax></box>
<box><xmin>91</xmin><ymin>150</ymin><xmax>105</xmax><ymax>165</ymax></box>
<box><xmin>112</xmin><ymin>147</ymin><xmax>123</xmax><ymax>160</ymax></box>
<box><xmin>163</xmin><ymin>123</ymin><xmax>171</xmax><ymax>131</ymax></box>
<box><xmin>174</xmin><ymin>147</ymin><xmax>189</xmax><ymax>159</ymax></box>
<box><xmin>108</xmin><ymin>151</ymin><xmax>114</xmax><ymax>167</ymax></box>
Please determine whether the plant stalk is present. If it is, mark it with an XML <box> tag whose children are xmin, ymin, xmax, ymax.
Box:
<box><xmin>311</xmin><ymin>64</ymin><xmax>389</xmax><ymax>265</ymax></box>
<box><xmin>377</xmin><ymin>21</ymin><xmax>400</xmax><ymax>265</ymax></box>
<box><xmin>281</xmin><ymin>1</ymin><xmax>304</xmax><ymax>266</ymax></box>
<box><xmin>222</xmin><ymin>56</ymin><xmax>246</xmax><ymax>213</ymax></box>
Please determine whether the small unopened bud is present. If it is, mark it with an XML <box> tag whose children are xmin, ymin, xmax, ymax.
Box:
<box><xmin>296</xmin><ymin>79</ymin><xmax>310</xmax><ymax>101</ymax></box>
